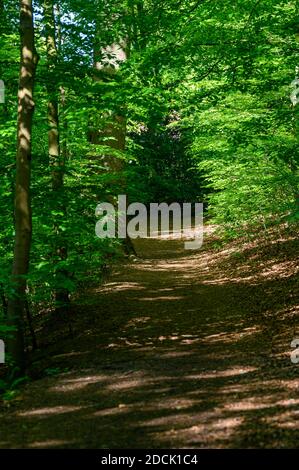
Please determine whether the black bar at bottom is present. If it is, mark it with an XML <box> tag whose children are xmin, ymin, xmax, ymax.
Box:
<box><xmin>0</xmin><ymin>449</ymin><xmax>297</xmax><ymax>467</ymax></box>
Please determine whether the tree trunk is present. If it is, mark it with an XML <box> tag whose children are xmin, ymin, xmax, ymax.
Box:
<box><xmin>7</xmin><ymin>0</ymin><xmax>38</xmax><ymax>372</ymax></box>
<box><xmin>90</xmin><ymin>8</ymin><xmax>142</xmax><ymax>255</ymax></box>
<box><xmin>92</xmin><ymin>41</ymin><xmax>128</xmax><ymax>172</ymax></box>
<box><xmin>44</xmin><ymin>0</ymin><xmax>63</xmax><ymax>190</ymax></box>
<box><xmin>91</xmin><ymin>39</ymin><xmax>136</xmax><ymax>252</ymax></box>
<box><xmin>43</xmin><ymin>0</ymin><xmax>69</xmax><ymax>314</ymax></box>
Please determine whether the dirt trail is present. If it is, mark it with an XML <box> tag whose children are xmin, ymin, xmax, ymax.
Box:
<box><xmin>0</xmin><ymin>227</ymin><xmax>298</xmax><ymax>448</ymax></box>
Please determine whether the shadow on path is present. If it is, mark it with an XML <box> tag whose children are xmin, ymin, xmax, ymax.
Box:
<box><xmin>0</xmin><ymin>228</ymin><xmax>298</xmax><ymax>448</ymax></box>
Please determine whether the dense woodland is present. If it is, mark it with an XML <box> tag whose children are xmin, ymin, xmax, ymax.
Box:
<box><xmin>0</xmin><ymin>0</ymin><xmax>298</xmax><ymax>449</ymax></box>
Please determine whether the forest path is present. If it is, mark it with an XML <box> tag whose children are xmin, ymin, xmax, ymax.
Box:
<box><xmin>0</xmin><ymin>226</ymin><xmax>298</xmax><ymax>448</ymax></box>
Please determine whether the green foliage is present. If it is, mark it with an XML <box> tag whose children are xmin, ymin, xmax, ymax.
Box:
<box><xmin>0</xmin><ymin>375</ymin><xmax>29</xmax><ymax>400</ymax></box>
<box><xmin>176</xmin><ymin>0</ymin><xmax>298</xmax><ymax>230</ymax></box>
<box><xmin>0</xmin><ymin>0</ymin><xmax>298</xmax><ymax>374</ymax></box>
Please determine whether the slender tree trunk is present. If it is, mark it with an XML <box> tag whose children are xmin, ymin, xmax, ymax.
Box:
<box><xmin>91</xmin><ymin>9</ymin><xmax>133</xmax><ymax>242</ymax></box>
<box><xmin>7</xmin><ymin>0</ymin><xmax>38</xmax><ymax>372</ymax></box>
<box><xmin>43</xmin><ymin>0</ymin><xmax>69</xmax><ymax>314</ymax></box>
<box><xmin>91</xmin><ymin>38</ymin><xmax>136</xmax><ymax>253</ymax></box>
<box><xmin>92</xmin><ymin>41</ymin><xmax>128</xmax><ymax>171</ymax></box>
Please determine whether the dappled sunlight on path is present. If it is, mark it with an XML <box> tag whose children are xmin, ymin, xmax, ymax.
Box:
<box><xmin>0</xmin><ymin>225</ymin><xmax>298</xmax><ymax>448</ymax></box>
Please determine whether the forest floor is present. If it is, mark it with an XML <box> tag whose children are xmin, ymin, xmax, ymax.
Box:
<box><xmin>0</xmin><ymin>224</ymin><xmax>298</xmax><ymax>448</ymax></box>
